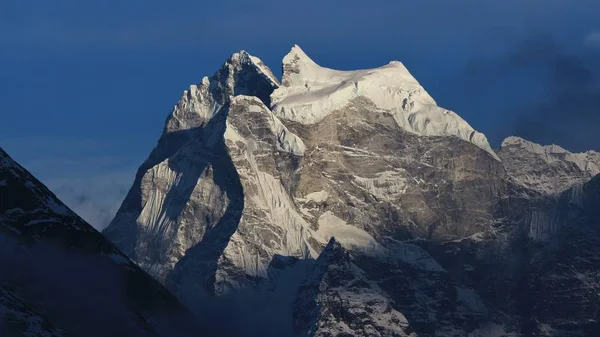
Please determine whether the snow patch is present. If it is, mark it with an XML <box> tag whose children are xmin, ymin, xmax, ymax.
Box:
<box><xmin>299</xmin><ymin>190</ymin><xmax>329</xmax><ymax>203</ymax></box>
<box><xmin>248</xmin><ymin>55</ymin><xmax>280</xmax><ymax>87</ymax></box>
<box><xmin>381</xmin><ymin>236</ymin><xmax>446</xmax><ymax>272</ymax></box>
<box><xmin>24</xmin><ymin>219</ymin><xmax>60</xmax><ymax>226</ymax></box>
<box><xmin>353</xmin><ymin>170</ymin><xmax>408</xmax><ymax>200</ymax></box>
<box><xmin>315</xmin><ymin>211</ymin><xmax>382</xmax><ymax>255</ymax></box>
<box><xmin>45</xmin><ymin>197</ymin><xmax>70</xmax><ymax>216</ymax></box>
<box><xmin>450</xmin><ymin>231</ymin><xmax>486</xmax><ymax>243</ymax></box>
<box><xmin>244</xmin><ymin>171</ymin><xmax>313</xmax><ymax>259</ymax></box>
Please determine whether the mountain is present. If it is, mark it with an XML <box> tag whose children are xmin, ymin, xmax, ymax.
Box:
<box><xmin>0</xmin><ymin>148</ymin><xmax>202</xmax><ymax>336</ymax></box>
<box><xmin>498</xmin><ymin>136</ymin><xmax>600</xmax><ymax>196</ymax></box>
<box><xmin>104</xmin><ymin>46</ymin><xmax>600</xmax><ymax>336</ymax></box>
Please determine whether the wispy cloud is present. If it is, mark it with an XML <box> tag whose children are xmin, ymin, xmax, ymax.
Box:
<box><xmin>45</xmin><ymin>169</ymin><xmax>134</xmax><ymax>230</ymax></box>
<box><xmin>509</xmin><ymin>35</ymin><xmax>600</xmax><ymax>151</ymax></box>
<box><xmin>1</xmin><ymin>137</ymin><xmax>138</xmax><ymax>230</ymax></box>
<box><xmin>445</xmin><ymin>34</ymin><xmax>600</xmax><ymax>152</ymax></box>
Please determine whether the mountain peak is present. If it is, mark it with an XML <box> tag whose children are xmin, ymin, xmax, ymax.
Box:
<box><xmin>219</xmin><ymin>50</ymin><xmax>280</xmax><ymax>91</ymax></box>
<box><xmin>103</xmin><ymin>45</ymin><xmax>600</xmax><ymax>336</ymax></box>
<box><xmin>280</xmin><ymin>44</ymin><xmax>319</xmax><ymax>88</ymax></box>
<box><xmin>163</xmin><ymin>50</ymin><xmax>280</xmax><ymax>135</ymax></box>
<box><xmin>285</xmin><ymin>45</ymin><xmax>314</xmax><ymax>63</ymax></box>
<box><xmin>501</xmin><ymin>136</ymin><xmax>599</xmax><ymax>159</ymax></box>
<box><xmin>499</xmin><ymin>135</ymin><xmax>600</xmax><ymax>194</ymax></box>
<box><xmin>272</xmin><ymin>46</ymin><xmax>498</xmax><ymax>158</ymax></box>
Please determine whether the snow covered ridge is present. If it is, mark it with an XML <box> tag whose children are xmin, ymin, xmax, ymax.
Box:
<box><xmin>499</xmin><ymin>136</ymin><xmax>600</xmax><ymax>195</ymax></box>
<box><xmin>501</xmin><ymin>136</ymin><xmax>600</xmax><ymax>175</ymax></box>
<box><xmin>166</xmin><ymin>44</ymin><xmax>498</xmax><ymax>159</ymax></box>
<box><xmin>271</xmin><ymin>45</ymin><xmax>498</xmax><ymax>159</ymax></box>
<box><xmin>164</xmin><ymin>50</ymin><xmax>279</xmax><ymax>135</ymax></box>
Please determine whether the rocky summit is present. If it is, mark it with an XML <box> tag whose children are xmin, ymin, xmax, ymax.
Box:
<box><xmin>104</xmin><ymin>46</ymin><xmax>600</xmax><ymax>337</ymax></box>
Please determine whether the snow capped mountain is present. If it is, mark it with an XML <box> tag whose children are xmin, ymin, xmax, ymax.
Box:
<box><xmin>0</xmin><ymin>148</ymin><xmax>201</xmax><ymax>337</ymax></box>
<box><xmin>103</xmin><ymin>46</ymin><xmax>600</xmax><ymax>336</ymax></box>
<box><xmin>271</xmin><ymin>45</ymin><xmax>498</xmax><ymax>159</ymax></box>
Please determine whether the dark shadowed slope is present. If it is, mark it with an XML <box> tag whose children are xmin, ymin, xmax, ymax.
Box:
<box><xmin>0</xmin><ymin>147</ymin><xmax>203</xmax><ymax>337</ymax></box>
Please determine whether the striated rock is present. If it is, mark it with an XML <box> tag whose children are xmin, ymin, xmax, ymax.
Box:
<box><xmin>498</xmin><ymin>136</ymin><xmax>600</xmax><ymax>195</ymax></box>
<box><xmin>104</xmin><ymin>50</ymin><xmax>279</xmax><ymax>284</ymax></box>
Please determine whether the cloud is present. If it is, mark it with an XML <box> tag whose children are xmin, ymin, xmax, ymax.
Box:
<box><xmin>45</xmin><ymin>169</ymin><xmax>134</xmax><ymax>230</ymax></box>
<box><xmin>508</xmin><ymin>35</ymin><xmax>600</xmax><ymax>152</ymax></box>
<box><xmin>443</xmin><ymin>33</ymin><xmax>600</xmax><ymax>152</ymax></box>
<box><xmin>0</xmin><ymin>137</ymin><xmax>138</xmax><ymax>230</ymax></box>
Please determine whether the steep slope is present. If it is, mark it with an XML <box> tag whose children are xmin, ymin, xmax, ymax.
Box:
<box><xmin>104</xmin><ymin>50</ymin><xmax>280</xmax><ymax>283</ymax></box>
<box><xmin>293</xmin><ymin>238</ymin><xmax>415</xmax><ymax>337</ymax></box>
<box><xmin>104</xmin><ymin>46</ymin><xmax>600</xmax><ymax>337</ymax></box>
<box><xmin>0</xmin><ymin>148</ymin><xmax>201</xmax><ymax>337</ymax></box>
<box><xmin>284</xmin><ymin>95</ymin><xmax>507</xmax><ymax>243</ymax></box>
<box><xmin>104</xmin><ymin>50</ymin><xmax>317</xmax><ymax>336</ymax></box>
<box><xmin>520</xmin><ymin>175</ymin><xmax>600</xmax><ymax>335</ymax></box>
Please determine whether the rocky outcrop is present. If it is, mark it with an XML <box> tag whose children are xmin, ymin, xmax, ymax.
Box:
<box><xmin>103</xmin><ymin>51</ymin><xmax>280</xmax><ymax>284</ymax></box>
<box><xmin>498</xmin><ymin>136</ymin><xmax>600</xmax><ymax>195</ymax></box>
<box><xmin>294</xmin><ymin>238</ymin><xmax>416</xmax><ymax>337</ymax></box>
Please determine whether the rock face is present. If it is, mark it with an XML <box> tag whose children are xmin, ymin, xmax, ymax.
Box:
<box><xmin>498</xmin><ymin>136</ymin><xmax>600</xmax><ymax>195</ymax></box>
<box><xmin>104</xmin><ymin>46</ymin><xmax>600</xmax><ymax>337</ymax></box>
<box><xmin>294</xmin><ymin>238</ymin><xmax>415</xmax><ymax>337</ymax></box>
<box><xmin>0</xmin><ymin>148</ymin><xmax>201</xmax><ymax>337</ymax></box>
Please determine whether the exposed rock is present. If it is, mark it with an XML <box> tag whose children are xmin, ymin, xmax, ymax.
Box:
<box><xmin>104</xmin><ymin>46</ymin><xmax>600</xmax><ymax>337</ymax></box>
<box><xmin>498</xmin><ymin>136</ymin><xmax>600</xmax><ymax>195</ymax></box>
<box><xmin>294</xmin><ymin>238</ymin><xmax>415</xmax><ymax>337</ymax></box>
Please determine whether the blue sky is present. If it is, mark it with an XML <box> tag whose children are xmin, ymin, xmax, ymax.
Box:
<box><xmin>1</xmin><ymin>0</ymin><xmax>599</xmax><ymax>229</ymax></box>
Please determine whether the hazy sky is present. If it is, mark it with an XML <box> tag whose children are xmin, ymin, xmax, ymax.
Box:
<box><xmin>1</xmin><ymin>0</ymin><xmax>599</xmax><ymax>229</ymax></box>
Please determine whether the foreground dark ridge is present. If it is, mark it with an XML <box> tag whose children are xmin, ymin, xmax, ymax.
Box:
<box><xmin>0</xmin><ymin>147</ymin><xmax>203</xmax><ymax>337</ymax></box>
